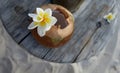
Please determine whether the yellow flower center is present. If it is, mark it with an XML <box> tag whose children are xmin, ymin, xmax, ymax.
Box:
<box><xmin>34</xmin><ymin>12</ymin><xmax>51</xmax><ymax>27</ymax></box>
<box><xmin>106</xmin><ymin>14</ymin><xmax>113</xmax><ymax>20</ymax></box>
<box><xmin>37</xmin><ymin>16</ymin><xmax>41</xmax><ymax>21</ymax></box>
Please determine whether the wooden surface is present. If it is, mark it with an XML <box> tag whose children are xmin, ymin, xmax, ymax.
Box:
<box><xmin>0</xmin><ymin>0</ymin><xmax>116</xmax><ymax>63</ymax></box>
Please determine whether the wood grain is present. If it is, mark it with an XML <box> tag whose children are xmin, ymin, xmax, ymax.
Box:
<box><xmin>43</xmin><ymin>0</ymin><xmax>115</xmax><ymax>63</ymax></box>
<box><xmin>75</xmin><ymin>4</ymin><xmax>117</xmax><ymax>62</ymax></box>
<box><xmin>20</xmin><ymin>33</ymin><xmax>51</xmax><ymax>58</ymax></box>
<box><xmin>0</xmin><ymin>0</ymin><xmax>50</xmax><ymax>42</ymax></box>
<box><xmin>0</xmin><ymin>0</ymin><xmax>117</xmax><ymax>63</ymax></box>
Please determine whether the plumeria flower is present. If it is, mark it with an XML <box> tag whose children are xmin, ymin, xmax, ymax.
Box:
<box><xmin>28</xmin><ymin>8</ymin><xmax>57</xmax><ymax>37</ymax></box>
<box><xmin>104</xmin><ymin>13</ymin><xmax>115</xmax><ymax>23</ymax></box>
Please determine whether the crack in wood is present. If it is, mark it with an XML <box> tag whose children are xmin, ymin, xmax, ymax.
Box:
<box><xmin>0</xmin><ymin>0</ymin><xmax>116</xmax><ymax>63</ymax></box>
<box><xmin>18</xmin><ymin>32</ymin><xmax>31</xmax><ymax>44</ymax></box>
<box><xmin>72</xmin><ymin>27</ymin><xmax>98</xmax><ymax>62</ymax></box>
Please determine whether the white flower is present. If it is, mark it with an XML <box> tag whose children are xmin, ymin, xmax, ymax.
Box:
<box><xmin>104</xmin><ymin>13</ymin><xmax>115</xmax><ymax>22</ymax></box>
<box><xmin>28</xmin><ymin>8</ymin><xmax>57</xmax><ymax>37</ymax></box>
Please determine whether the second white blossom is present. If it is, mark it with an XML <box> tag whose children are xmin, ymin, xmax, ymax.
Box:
<box><xmin>104</xmin><ymin>13</ymin><xmax>115</xmax><ymax>22</ymax></box>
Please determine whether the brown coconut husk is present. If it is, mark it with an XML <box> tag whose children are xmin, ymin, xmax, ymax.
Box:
<box><xmin>31</xmin><ymin>4</ymin><xmax>74</xmax><ymax>48</ymax></box>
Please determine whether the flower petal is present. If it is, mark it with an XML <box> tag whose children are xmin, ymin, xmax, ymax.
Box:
<box><xmin>45</xmin><ymin>8</ymin><xmax>52</xmax><ymax>16</ymax></box>
<box><xmin>44</xmin><ymin>16</ymin><xmax>57</xmax><ymax>31</ymax></box>
<box><xmin>28</xmin><ymin>13</ymin><xmax>37</xmax><ymax>18</ymax></box>
<box><xmin>37</xmin><ymin>26</ymin><xmax>46</xmax><ymax>37</ymax></box>
<box><xmin>28</xmin><ymin>22</ymin><xmax>38</xmax><ymax>29</ymax></box>
<box><xmin>36</xmin><ymin>8</ymin><xmax>44</xmax><ymax>14</ymax></box>
<box><xmin>45</xmin><ymin>24</ymin><xmax>52</xmax><ymax>31</ymax></box>
<box><xmin>49</xmin><ymin>16</ymin><xmax>57</xmax><ymax>26</ymax></box>
<box><xmin>104</xmin><ymin>13</ymin><xmax>115</xmax><ymax>20</ymax></box>
<box><xmin>33</xmin><ymin>17</ymin><xmax>41</xmax><ymax>22</ymax></box>
<box><xmin>28</xmin><ymin>13</ymin><xmax>41</xmax><ymax>22</ymax></box>
<box><xmin>36</xmin><ymin>8</ymin><xmax>44</xmax><ymax>18</ymax></box>
<box><xmin>108</xmin><ymin>13</ymin><xmax>112</xmax><ymax>15</ymax></box>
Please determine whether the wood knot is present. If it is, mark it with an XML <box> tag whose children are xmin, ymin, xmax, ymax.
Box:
<box><xmin>96</xmin><ymin>21</ymin><xmax>102</xmax><ymax>28</ymax></box>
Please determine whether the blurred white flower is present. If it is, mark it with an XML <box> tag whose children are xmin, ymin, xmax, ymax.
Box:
<box><xmin>28</xmin><ymin>8</ymin><xmax>57</xmax><ymax>37</ymax></box>
<box><xmin>104</xmin><ymin>13</ymin><xmax>115</xmax><ymax>22</ymax></box>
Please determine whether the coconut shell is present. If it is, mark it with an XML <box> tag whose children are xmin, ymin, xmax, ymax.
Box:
<box><xmin>31</xmin><ymin>4</ymin><xmax>74</xmax><ymax>48</ymax></box>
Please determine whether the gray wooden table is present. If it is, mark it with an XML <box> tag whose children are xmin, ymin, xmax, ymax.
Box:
<box><xmin>0</xmin><ymin>0</ymin><xmax>117</xmax><ymax>63</ymax></box>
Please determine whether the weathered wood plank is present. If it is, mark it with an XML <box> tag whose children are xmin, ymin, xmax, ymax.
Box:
<box><xmin>75</xmin><ymin>20</ymin><xmax>112</xmax><ymax>62</ymax></box>
<box><xmin>75</xmin><ymin>2</ymin><xmax>117</xmax><ymax>62</ymax></box>
<box><xmin>0</xmin><ymin>0</ymin><xmax>50</xmax><ymax>42</ymax></box>
<box><xmin>0</xmin><ymin>0</ymin><xmax>117</xmax><ymax>63</ymax></box>
<box><xmin>19</xmin><ymin>0</ymin><xmax>94</xmax><ymax>62</ymax></box>
<box><xmin>20</xmin><ymin>33</ymin><xmax>50</xmax><ymax>58</ymax></box>
<box><xmin>42</xmin><ymin>0</ymin><xmax>114</xmax><ymax>63</ymax></box>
